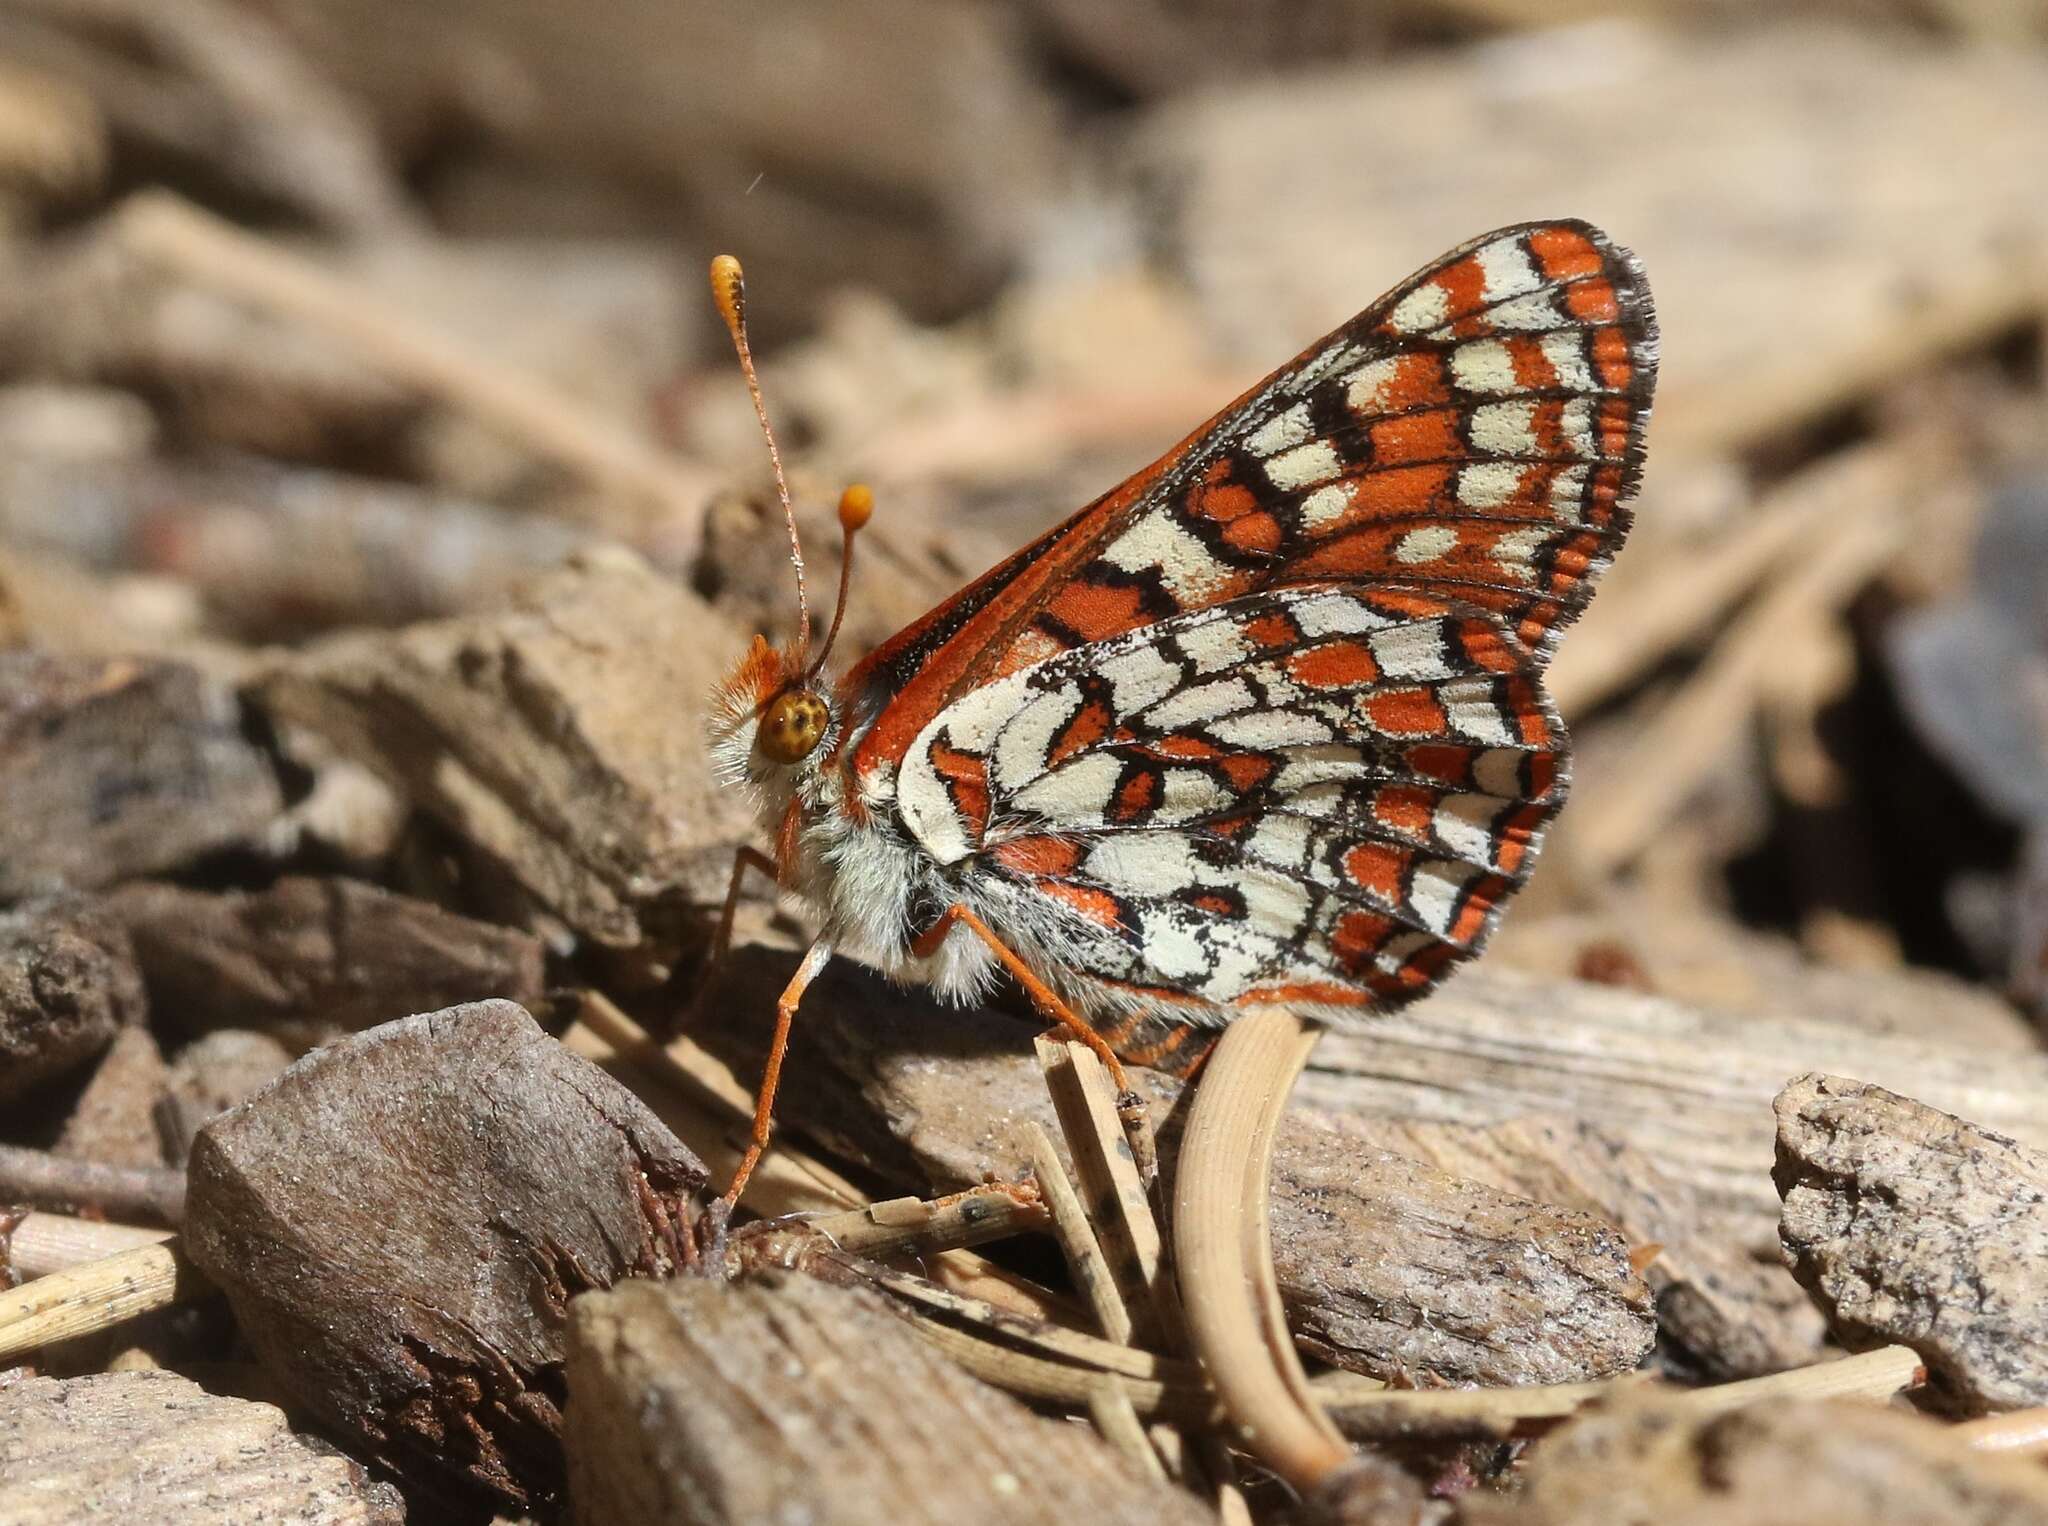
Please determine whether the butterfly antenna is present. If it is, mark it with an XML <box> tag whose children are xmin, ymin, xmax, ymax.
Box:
<box><xmin>709</xmin><ymin>254</ymin><xmax>809</xmax><ymax>657</ymax></box>
<box><xmin>806</xmin><ymin>484</ymin><xmax>872</xmax><ymax>681</ymax></box>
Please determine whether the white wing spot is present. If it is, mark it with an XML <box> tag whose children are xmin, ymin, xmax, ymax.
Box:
<box><xmin>1408</xmin><ymin>860</ymin><xmax>1475</xmax><ymax>937</ymax></box>
<box><xmin>1265</xmin><ymin>440</ymin><xmax>1341</xmax><ymax>492</ymax></box>
<box><xmin>1295</xmin><ymin>592</ymin><xmax>1392</xmax><ymax>637</ymax></box>
<box><xmin>1098</xmin><ymin>645</ymin><xmax>1181</xmax><ymax>713</ymax></box>
<box><xmin>1469</xmin><ymin>400</ymin><xmax>1539</xmax><ymax>456</ymax></box>
<box><xmin>1246</xmin><ymin>403</ymin><xmax>1314</xmax><ymax>458</ymax></box>
<box><xmin>1450</xmin><ymin>339</ymin><xmax>1519</xmax><ymax>395</ymax></box>
<box><xmin>1435</xmin><ymin>793</ymin><xmax>1504</xmax><ymax>867</ymax></box>
<box><xmin>1472</xmin><ymin>748</ymin><xmax>1528</xmax><ymax>799</ymax></box>
<box><xmin>1476</xmin><ymin>237</ymin><xmax>1542</xmax><ymax>303</ymax></box>
<box><xmin>1388</xmin><ymin>282</ymin><xmax>1450</xmax><ymax>334</ymax></box>
<box><xmin>1490</xmin><ymin>525</ymin><xmax>1549</xmax><ymax>585</ymax></box>
<box><xmin>1300</xmin><ymin>483</ymin><xmax>1354</xmax><ymax>531</ymax></box>
<box><xmin>1541</xmin><ymin>330</ymin><xmax>1594</xmax><ymax>389</ymax></box>
<box><xmin>1393</xmin><ymin>525</ymin><xmax>1459</xmax><ymax>566</ymax></box>
<box><xmin>1369</xmin><ymin>622</ymin><xmax>1454</xmax><ymax>679</ymax></box>
<box><xmin>1102</xmin><ymin>512</ymin><xmax>1232</xmax><ymax>601</ymax></box>
<box><xmin>1457</xmin><ymin>460</ymin><xmax>1524</xmax><ymax>510</ymax></box>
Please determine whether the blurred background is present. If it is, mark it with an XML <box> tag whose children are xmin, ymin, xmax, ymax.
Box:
<box><xmin>2</xmin><ymin>0</ymin><xmax>2046</xmax><ymax>1040</ymax></box>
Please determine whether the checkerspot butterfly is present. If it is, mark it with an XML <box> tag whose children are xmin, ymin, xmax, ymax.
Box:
<box><xmin>704</xmin><ymin>222</ymin><xmax>1656</xmax><ymax>1202</ymax></box>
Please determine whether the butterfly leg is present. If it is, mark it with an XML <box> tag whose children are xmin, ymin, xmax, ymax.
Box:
<box><xmin>720</xmin><ymin>934</ymin><xmax>835</xmax><ymax>1209</ymax></box>
<box><xmin>913</xmin><ymin>904</ymin><xmax>1160</xmax><ymax>1188</ymax></box>
<box><xmin>710</xmin><ymin>844</ymin><xmax>780</xmax><ymax>966</ymax></box>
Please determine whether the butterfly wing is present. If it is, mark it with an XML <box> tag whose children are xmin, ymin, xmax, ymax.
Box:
<box><xmin>842</xmin><ymin>219</ymin><xmax>1656</xmax><ymax>784</ymax></box>
<box><xmin>897</xmin><ymin>586</ymin><xmax>1562</xmax><ymax>1048</ymax></box>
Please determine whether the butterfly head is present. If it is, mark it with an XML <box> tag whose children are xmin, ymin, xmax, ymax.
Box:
<box><xmin>704</xmin><ymin>256</ymin><xmax>875</xmax><ymax>857</ymax></box>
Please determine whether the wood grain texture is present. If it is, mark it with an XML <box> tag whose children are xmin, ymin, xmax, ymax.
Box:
<box><xmin>564</xmin><ymin>1273</ymin><xmax>1214</xmax><ymax>1526</ymax></box>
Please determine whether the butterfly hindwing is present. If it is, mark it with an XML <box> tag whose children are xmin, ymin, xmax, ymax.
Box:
<box><xmin>897</xmin><ymin>586</ymin><xmax>1564</xmax><ymax>1024</ymax></box>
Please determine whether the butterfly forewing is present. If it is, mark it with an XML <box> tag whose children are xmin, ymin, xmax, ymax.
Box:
<box><xmin>845</xmin><ymin>219</ymin><xmax>1655</xmax><ymax>781</ymax></box>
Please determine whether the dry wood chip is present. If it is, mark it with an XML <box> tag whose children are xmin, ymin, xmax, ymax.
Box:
<box><xmin>106</xmin><ymin>875</ymin><xmax>547</xmax><ymax>1048</ymax></box>
<box><xmin>254</xmin><ymin>554</ymin><xmax>756</xmax><ymax>948</ymax></box>
<box><xmin>53</xmin><ymin>1023</ymin><xmax>169</xmax><ymax>1169</ymax></box>
<box><xmin>692</xmin><ymin>946</ymin><xmax>1655</xmax><ymax>1387</ymax></box>
<box><xmin>155</xmin><ymin>1028</ymin><xmax>293</xmax><ymax>1164</ymax></box>
<box><xmin>0</xmin><ymin>897</ymin><xmax>145</xmax><ymax>1105</ymax></box>
<box><xmin>0</xmin><ymin>1368</ymin><xmax>404</xmax><ymax>1525</ymax></box>
<box><xmin>183</xmin><ymin>999</ymin><xmax>708</xmax><ymax>1514</ymax></box>
<box><xmin>1345</xmin><ymin>1113</ymin><xmax>1825</xmax><ymax>1379</ymax></box>
<box><xmin>1775</xmin><ymin>1073</ymin><xmax>2048</xmax><ymax>1415</ymax></box>
<box><xmin>564</xmin><ymin>1273</ymin><xmax>1214</xmax><ymax>1526</ymax></box>
<box><xmin>0</xmin><ymin>651</ymin><xmax>282</xmax><ymax>900</ymax></box>
<box><xmin>1455</xmin><ymin>1395</ymin><xmax>2048</xmax><ymax>1526</ymax></box>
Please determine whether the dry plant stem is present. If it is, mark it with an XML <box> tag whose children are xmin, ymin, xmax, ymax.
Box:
<box><xmin>569</xmin><ymin>992</ymin><xmax>1069</xmax><ymax>1322</ymax></box>
<box><xmin>809</xmin><ymin>1184</ymin><xmax>1049</xmax><ymax>1259</ymax></box>
<box><xmin>1175</xmin><ymin>1006</ymin><xmax>1349</xmax><ymax>1491</ymax></box>
<box><xmin>1035</xmin><ymin>1036</ymin><xmax>1181</xmax><ymax>1349</ymax></box>
<box><xmin>1954</xmin><ymin>1408</ymin><xmax>2048</xmax><ymax>1455</ymax></box>
<box><xmin>1310</xmin><ymin>1343</ymin><xmax>1923</xmax><ymax>1441</ymax></box>
<box><xmin>1547</xmin><ymin>441</ymin><xmax>1904</xmax><ymax>714</ymax></box>
<box><xmin>112</xmin><ymin>191</ymin><xmax>715</xmax><ymax>544</ymax></box>
<box><xmin>0</xmin><ymin>1143</ymin><xmax>186</xmax><ymax>1225</ymax></box>
<box><xmin>1025</xmin><ymin>1120</ymin><xmax>1135</xmax><ymax>1346</ymax></box>
<box><xmin>1088</xmin><ymin>1384</ymin><xmax>1169</xmax><ymax>1482</ymax></box>
<box><xmin>3</xmin><ymin>1212</ymin><xmax>174</xmax><ymax>1280</ymax></box>
<box><xmin>1573</xmin><ymin>506</ymin><xmax>1909</xmax><ymax>878</ymax></box>
<box><xmin>0</xmin><ymin>1240</ymin><xmax>206</xmax><ymax>1362</ymax></box>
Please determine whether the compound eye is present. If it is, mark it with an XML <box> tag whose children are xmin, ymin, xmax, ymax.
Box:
<box><xmin>757</xmin><ymin>688</ymin><xmax>829</xmax><ymax>764</ymax></box>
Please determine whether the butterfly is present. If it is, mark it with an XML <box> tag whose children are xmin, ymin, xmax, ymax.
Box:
<box><xmin>702</xmin><ymin>223</ymin><xmax>1656</xmax><ymax>1204</ymax></box>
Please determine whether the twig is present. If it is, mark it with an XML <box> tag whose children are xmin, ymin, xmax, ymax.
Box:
<box><xmin>1309</xmin><ymin>1344</ymin><xmax>1924</xmax><ymax>1441</ymax></box>
<box><xmin>0</xmin><ymin>1143</ymin><xmax>186</xmax><ymax>1225</ymax></box>
<box><xmin>111</xmin><ymin>192</ymin><xmax>715</xmax><ymax>547</ymax></box>
<box><xmin>1548</xmin><ymin>441</ymin><xmax>1909</xmax><ymax>715</ymax></box>
<box><xmin>1572</xmin><ymin>505</ymin><xmax>1910</xmax><ymax>879</ymax></box>
<box><xmin>1174</xmin><ymin>1006</ymin><xmax>1350</xmax><ymax>1491</ymax></box>
<box><xmin>0</xmin><ymin>1240</ymin><xmax>207</xmax><ymax>1362</ymax></box>
<box><xmin>2</xmin><ymin>1211</ymin><xmax>174</xmax><ymax>1280</ymax></box>
<box><xmin>1024</xmin><ymin>1120</ymin><xmax>1134</xmax><ymax>1347</ymax></box>
<box><xmin>807</xmin><ymin>1184</ymin><xmax>1048</xmax><ymax>1260</ymax></box>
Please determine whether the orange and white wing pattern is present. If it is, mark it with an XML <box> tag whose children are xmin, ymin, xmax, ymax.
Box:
<box><xmin>844</xmin><ymin>220</ymin><xmax>1654</xmax><ymax>1069</ymax></box>
<box><xmin>896</xmin><ymin>586</ymin><xmax>1561</xmax><ymax>1033</ymax></box>
<box><xmin>843</xmin><ymin>219</ymin><xmax>1655</xmax><ymax>780</ymax></box>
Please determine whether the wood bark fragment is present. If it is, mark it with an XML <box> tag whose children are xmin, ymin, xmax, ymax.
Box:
<box><xmin>1774</xmin><ymin>1073</ymin><xmax>2048</xmax><ymax>1415</ymax></box>
<box><xmin>692</xmin><ymin>946</ymin><xmax>1656</xmax><ymax>1387</ymax></box>
<box><xmin>54</xmin><ymin>1023</ymin><xmax>169</xmax><ymax>1168</ymax></box>
<box><xmin>563</xmin><ymin>1273</ymin><xmax>1214</xmax><ymax>1526</ymax></box>
<box><xmin>155</xmin><ymin>1028</ymin><xmax>292</xmax><ymax>1164</ymax></box>
<box><xmin>107</xmin><ymin>876</ymin><xmax>547</xmax><ymax>1048</ymax></box>
<box><xmin>1292</xmin><ymin>966</ymin><xmax>2048</xmax><ymax>1241</ymax></box>
<box><xmin>183</xmin><ymin>999</ymin><xmax>708</xmax><ymax>1514</ymax></box>
<box><xmin>0</xmin><ymin>897</ymin><xmax>144</xmax><ymax>1104</ymax></box>
<box><xmin>1454</xmin><ymin>1395</ymin><xmax>2048</xmax><ymax>1525</ymax></box>
<box><xmin>0</xmin><ymin>1368</ymin><xmax>405</xmax><ymax>1525</ymax></box>
<box><xmin>1345</xmin><ymin>1113</ymin><xmax>1825</xmax><ymax>1378</ymax></box>
<box><xmin>0</xmin><ymin>651</ymin><xmax>282</xmax><ymax>900</ymax></box>
<box><xmin>253</xmin><ymin>554</ymin><xmax>757</xmax><ymax>947</ymax></box>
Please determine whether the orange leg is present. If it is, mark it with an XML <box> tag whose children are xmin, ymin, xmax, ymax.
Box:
<box><xmin>710</xmin><ymin>844</ymin><xmax>779</xmax><ymax>967</ymax></box>
<box><xmin>720</xmin><ymin>935</ymin><xmax>834</xmax><ymax>1208</ymax></box>
<box><xmin>912</xmin><ymin>902</ymin><xmax>1132</xmax><ymax>1094</ymax></box>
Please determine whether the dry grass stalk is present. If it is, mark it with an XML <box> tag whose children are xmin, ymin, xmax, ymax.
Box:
<box><xmin>1573</xmin><ymin>504</ymin><xmax>1912</xmax><ymax>878</ymax></box>
<box><xmin>111</xmin><ymin>191</ymin><xmax>714</xmax><ymax>545</ymax></box>
<box><xmin>1034</xmin><ymin>1035</ymin><xmax>1179</xmax><ymax>1348</ymax></box>
<box><xmin>0</xmin><ymin>1239</ymin><xmax>205</xmax><ymax>1362</ymax></box>
<box><xmin>1025</xmin><ymin>1119</ymin><xmax>1135</xmax><ymax>1346</ymax></box>
<box><xmin>3</xmin><ymin>1211</ymin><xmax>173</xmax><ymax>1280</ymax></box>
<box><xmin>1954</xmin><ymin>1408</ymin><xmax>2048</xmax><ymax>1455</ymax></box>
<box><xmin>1174</xmin><ymin>1005</ymin><xmax>1351</xmax><ymax>1490</ymax></box>
<box><xmin>569</xmin><ymin>990</ymin><xmax>1070</xmax><ymax>1323</ymax></box>
<box><xmin>808</xmin><ymin>1184</ymin><xmax>1048</xmax><ymax>1259</ymax></box>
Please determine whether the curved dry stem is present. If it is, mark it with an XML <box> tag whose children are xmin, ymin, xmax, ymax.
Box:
<box><xmin>1174</xmin><ymin>1006</ymin><xmax>1349</xmax><ymax>1490</ymax></box>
